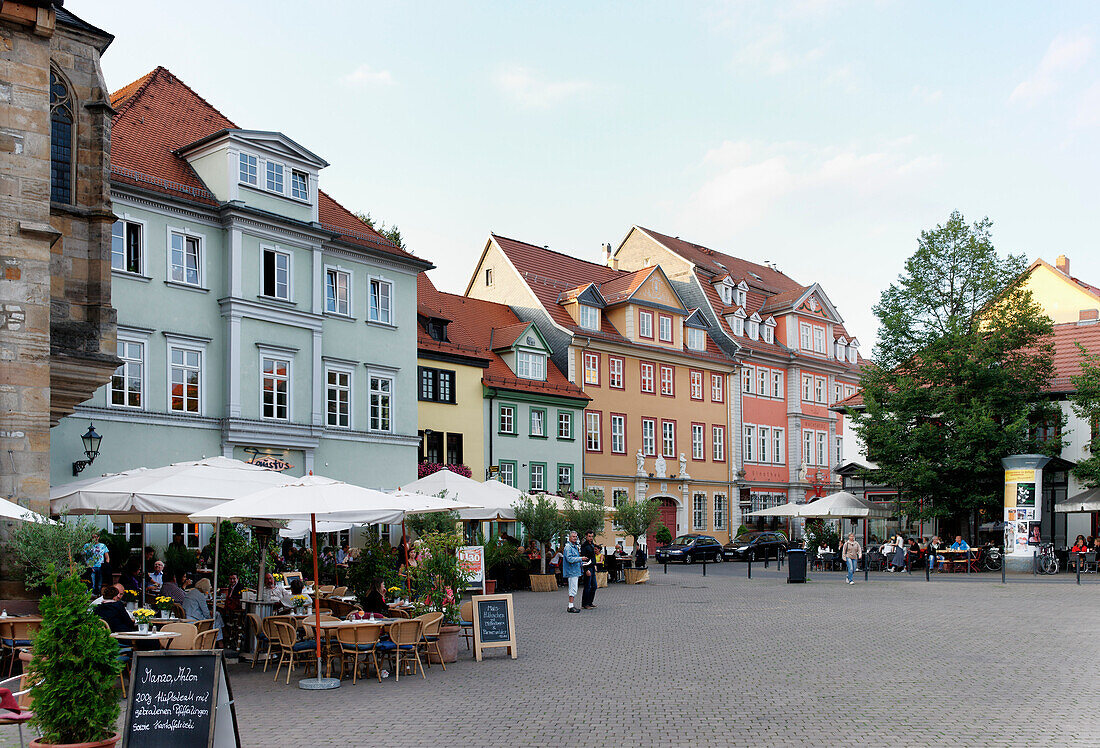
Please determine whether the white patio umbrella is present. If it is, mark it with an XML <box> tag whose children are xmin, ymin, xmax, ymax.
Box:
<box><xmin>0</xmin><ymin>496</ymin><xmax>51</xmax><ymax>524</ymax></box>
<box><xmin>279</xmin><ymin>519</ymin><xmax>353</xmax><ymax>539</ymax></box>
<box><xmin>399</xmin><ymin>470</ymin><xmax>524</xmax><ymax>519</ymax></box>
<box><xmin>189</xmin><ymin>474</ymin><xmax>474</xmax><ymax>691</ymax></box>
<box><xmin>746</xmin><ymin>502</ymin><xmax>804</xmax><ymax>518</ymax></box>
<box><xmin>798</xmin><ymin>491</ymin><xmax>891</xmax><ymax>519</ymax></box>
<box><xmin>1055</xmin><ymin>486</ymin><xmax>1100</xmax><ymax>513</ymax></box>
<box><xmin>50</xmin><ymin>456</ymin><xmax>291</xmax><ymax>603</ymax></box>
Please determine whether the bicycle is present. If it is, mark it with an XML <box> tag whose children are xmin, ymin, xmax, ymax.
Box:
<box><xmin>1037</xmin><ymin>543</ymin><xmax>1059</xmax><ymax>575</ymax></box>
<box><xmin>980</xmin><ymin>544</ymin><xmax>1002</xmax><ymax>572</ymax></box>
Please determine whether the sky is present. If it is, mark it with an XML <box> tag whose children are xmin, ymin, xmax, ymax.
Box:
<box><xmin>70</xmin><ymin>0</ymin><xmax>1100</xmax><ymax>349</ymax></box>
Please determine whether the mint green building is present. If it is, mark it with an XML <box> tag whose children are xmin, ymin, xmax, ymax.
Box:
<box><xmin>49</xmin><ymin>68</ymin><xmax>429</xmax><ymax>547</ymax></box>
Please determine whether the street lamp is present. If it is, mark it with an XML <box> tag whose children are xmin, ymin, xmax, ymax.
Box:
<box><xmin>72</xmin><ymin>422</ymin><xmax>103</xmax><ymax>476</ymax></box>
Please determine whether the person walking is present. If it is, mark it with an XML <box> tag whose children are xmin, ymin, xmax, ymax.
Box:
<box><xmin>580</xmin><ymin>530</ymin><xmax>598</xmax><ymax>609</ymax></box>
<box><xmin>563</xmin><ymin>531</ymin><xmax>583</xmax><ymax>613</ymax></box>
<box><xmin>841</xmin><ymin>532</ymin><xmax>862</xmax><ymax>585</ymax></box>
<box><xmin>84</xmin><ymin>534</ymin><xmax>110</xmax><ymax>593</ymax></box>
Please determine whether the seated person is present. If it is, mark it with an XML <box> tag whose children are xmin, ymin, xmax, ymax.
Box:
<box><xmin>361</xmin><ymin>577</ymin><xmax>388</xmax><ymax>617</ymax></box>
<box><xmin>261</xmin><ymin>572</ymin><xmax>279</xmax><ymax>600</ymax></box>
<box><xmin>278</xmin><ymin>578</ymin><xmax>307</xmax><ymax>610</ymax></box>
<box><xmin>223</xmin><ymin>573</ymin><xmax>244</xmax><ymax>613</ymax></box>
<box><xmin>94</xmin><ymin>585</ymin><xmax>135</xmax><ymax>633</ymax></box>
<box><xmin>160</xmin><ymin>575</ymin><xmax>187</xmax><ymax>608</ymax></box>
<box><xmin>120</xmin><ymin>562</ymin><xmax>144</xmax><ymax>592</ymax></box>
<box><xmin>1070</xmin><ymin>535</ymin><xmax>1089</xmax><ymax>569</ymax></box>
<box><xmin>146</xmin><ymin>560</ymin><xmax>164</xmax><ymax>591</ymax></box>
<box><xmin>92</xmin><ymin>582</ymin><xmax>126</xmax><ymax>605</ymax></box>
<box><xmin>183</xmin><ymin>578</ymin><xmax>223</xmax><ymax>640</ymax></box>
<box><xmin>949</xmin><ymin>535</ymin><xmax>970</xmax><ymax>552</ymax></box>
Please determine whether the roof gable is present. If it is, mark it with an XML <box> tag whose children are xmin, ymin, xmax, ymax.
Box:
<box><xmin>178</xmin><ymin>128</ymin><xmax>329</xmax><ymax>169</ymax></box>
<box><xmin>684</xmin><ymin>309</ymin><xmax>710</xmax><ymax>330</ymax></box>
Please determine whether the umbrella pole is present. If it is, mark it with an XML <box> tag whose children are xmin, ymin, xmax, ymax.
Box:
<box><xmin>141</xmin><ymin>515</ymin><xmax>146</xmax><ymax>607</ymax></box>
<box><xmin>300</xmin><ymin>512</ymin><xmax>338</xmax><ymax>690</ymax></box>
<box><xmin>212</xmin><ymin>520</ymin><xmax>221</xmax><ymax>602</ymax></box>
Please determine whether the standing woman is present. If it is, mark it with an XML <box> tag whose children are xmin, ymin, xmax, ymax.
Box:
<box><xmin>890</xmin><ymin>534</ymin><xmax>908</xmax><ymax>572</ymax></box>
<box><xmin>397</xmin><ymin>534</ymin><xmax>411</xmax><ymax>570</ymax></box>
<box><xmin>841</xmin><ymin>533</ymin><xmax>862</xmax><ymax>585</ymax></box>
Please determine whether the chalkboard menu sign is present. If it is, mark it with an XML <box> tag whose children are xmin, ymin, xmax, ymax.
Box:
<box><xmin>123</xmin><ymin>651</ymin><xmax>240</xmax><ymax>748</ymax></box>
<box><xmin>471</xmin><ymin>593</ymin><xmax>517</xmax><ymax>661</ymax></box>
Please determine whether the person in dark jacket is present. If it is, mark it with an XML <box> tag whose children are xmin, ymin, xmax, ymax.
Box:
<box><xmin>580</xmin><ymin>531</ymin><xmax>598</xmax><ymax>609</ymax></box>
<box><xmin>362</xmin><ymin>578</ymin><xmax>389</xmax><ymax>616</ymax></box>
<box><xmin>94</xmin><ymin>586</ymin><xmax>135</xmax><ymax>633</ymax></box>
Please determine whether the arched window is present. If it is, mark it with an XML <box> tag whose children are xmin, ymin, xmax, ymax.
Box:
<box><xmin>50</xmin><ymin>67</ymin><xmax>75</xmax><ymax>204</ymax></box>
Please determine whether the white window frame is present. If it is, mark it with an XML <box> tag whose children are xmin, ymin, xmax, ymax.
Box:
<box><xmin>747</xmin><ymin>320</ymin><xmax>759</xmax><ymax>340</ymax></box>
<box><xmin>111</xmin><ymin>217</ymin><xmax>145</xmax><ymax>275</ymax></box>
<box><xmin>691</xmin><ymin>423</ymin><xmax>705</xmax><ymax>460</ymax></box>
<box><xmin>499</xmin><ymin>404</ymin><xmax>515</xmax><ymax>434</ymax></box>
<box><xmin>557</xmin><ymin>464</ymin><xmax>573</xmax><ymax>492</ymax></box>
<box><xmin>662</xmin><ymin>421</ymin><xmax>676</xmax><ymax>458</ymax></box>
<box><xmin>687</xmin><ymin>327</ymin><xmax>705</xmax><ymax>351</ymax></box>
<box><xmin>110</xmin><ymin>333</ymin><xmax>147</xmax><ymax>410</ymax></box>
<box><xmin>744</xmin><ymin>424</ymin><xmax>755</xmax><ymax>462</ymax></box>
<box><xmin>266</xmin><ymin>160</ymin><xmax>284</xmax><ymax>194</ymax></box>
<box><xmin>368</xmin><ymin>372</ymin><xmax>394</xmax><ymax>433</ymax></box>
<box><xmin>166</xmin><ymin>226</ymin><xmax>205</xmax><ymax>288</ymax></box>
<box><xmin>325</xmin><ymin>363</ymin><xmax>354</xmax><ymax>429</ymax></box>
<box><xmin>530</xmin><ymin>408</ymin><xmax>545</xmax><ymax>437</ymax></box>
<box><xmin>239</xmin><ymin>152</ymin><xmax>258</xmax><ymax>185</ymax></box>
<box><xmin>499</xmin><ymin>461</ymin><xmax>515</xmax><ymax>487</ymax></box>
<box><xmin>261</xmin><ymin>245</ymin><xmax>292</xmax><ymax>301</ymax></box>
<box><xmin>845</xmin><ymin>385</ymin><xmax>855</xmax><ymax>398</ymax></box>
<box><xmin>518</xmin><ymin>351</ymin><xmax>547</xmax><ymax>381</ymax></box>
<box><xmin>815</xmin><ymin>376</ymin><xmax>826</xmax><ymax>404</ymax></box>
<box><xmin>758</xmin><ymin>368</ymin><xmax>768</xmax><ymax>397</ymax></box>
<box><xmin>658</xmin><ymin>314</ymin><xmax>673</xmax><ymax>343</ymax></box>
<box><xmin>368</xmin><ymin>276</ymin><xmax>394</xmax><ymax>325</ymax></box>
<box><xmin>759</xmin><ymin>425</ymin><xmax>769</xmax><ymax>463</ymax></box>
<box><xmin>735</xmin><ymin>285</ymin><xmax>747</xmax><ymax>307</ymax></box>
<box><xmin>772</xmin><ymin>371</ymin><xmax>783</xmax><ymax>399</ymax></box>
<box><xmin>848</xmin><ymin>346</ymin><xmax>857</xmax><ymax>364</ymax></box>
<box><xmin>640</xmin><ymin>362</ymin><xmax>655</xmax><ymax>393</ymax></box>
<box><xmin>835</xmin><ymin>436</ymin><xmax>844</xmax><ymax>465</ymax></box>
<box><xmin>714</xmin><ymin>493</ymin><xmax>727</xmax><ymax>531</ymax></box>
<box><xmin>763</xmin><ymin>324</ymin><xmax>774</xmax><ymax>344</ymax></box>
<box><xmin>732</xmin><ymin>316</ymin><xmax>744</xmax><ymax>336</ymax></box>
<box><xmin>324</xmin><ymin>265</ymin><xmax>352</xmax><ymax>317</ymax></box>
<box><xmin>639</xmin><ymin>310</ymin><xmax>653</xmax><ymax>338</ymax></box>
<box><xmin>813</xmin><ymin>325</ymin><xmax>827</xmax><ymax>354</ymax></box>
<box><xmin>802</xmin><ymin>374</ymin><xmax>813</xmax><ymax>401</ymax></box>
<box><xmin>660</xmin><ymin>365</ymin><xmax>674</xmax><ymax>396</ymax></box>
<box><xmin>690</xmin><ymin>370</ymin><xmax>703</xmax><ymax>399</ymax></box>
<box><xmin>291</xmin><ymin>169</ymin><xmax>309</xmax><ymax>201</ymax></box>
<box><xmin>609</xmin><ymin>357</ymin><xmax>624</xmax><ymax>389</ymax></box>
<box><xmin>583</xmin><ymin>352</ymin><xmax>599</xmax><ymax>385</ymax></box>
<box><xmin>529</xmin><ymin>463</ymin><xmax>545</xmax><ymax>492</ymax></box>
<box><xmin>642</xmin><ymin>418</ymin><xmax>656</xmax><ymax>456</ymax></box>
<box><xmin>742</xmin><ymin>367</ymin><xmax>753</xmax><ymax>394</ymax></box>
<box><xmin>166</xmin><ymin>338</ymin><xmax>206</xmax><ymax>416</ymax></box>
<box><xmin>800</xmin><ymin>322</ymin><xmax>812</xmax><ymax>350</ymax></box>
<box><xmin>612</xmin><ymin>488</ymin><xmax>629</xmax><ymax>509</ymax></box>
<box><xmin>712</xmin><ymin>426</ymin><xmax>725</xmax><ymax>462</ymax></box>
<box><xmin>711</xmin><ymin>373</ymin><xmax>724</xmax><ymax>402</ymax></box>
<box><xmin>816</xmin><ymin>431</ymin><xmax>827</xmax><ymax>467</ymax></box>
<box><xmin>557</xmin><ymin>411</ymin><xmax>572</xmax><ymax>439</ymax></box>
<box><xmin>578</xmin><ymin>304</ymin><xmax>600</xmax><ymax>331</ymax></box>
<box><xmin>774</xmin><ymin>427</ymin><xmax>785</xmax><ymax>464</ymax></box>
<box><xmin>693</xmin><ymin>492</ymin><xmax>707</xmax><ymax>530</ymax></box>
<box><xmin>610</xmin><ymin>414</ymin><xmax>625</xmax><ymax>454</ymax></box>
<box><xmin>585</xmin><ymin>412</ymin><xmax>601</xmax><ymax>452</ymax></box>
<box><xmin>260</xmin><ymin>353</ymin><xmax>292</xmax><ymax>421</ymax></box>
<box><xmin>833</xmin><ymin>383</ymin><xmax>842</xmax><ymax>404</ymax></box>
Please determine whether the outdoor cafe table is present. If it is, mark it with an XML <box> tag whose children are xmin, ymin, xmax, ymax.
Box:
<box><xmin>301</xmin><ymin>618</ymin><xmax>402</xmax><ymax>678</ymax></box>
<box><xmin>110</xmin><ymin>630</ymin><xmax>180</xmax><ymax>647</ymax></box>
<box><xmin>932</xmin><ymin>549</ymin><xmax>971</xmax><ymax>572</ymax></box>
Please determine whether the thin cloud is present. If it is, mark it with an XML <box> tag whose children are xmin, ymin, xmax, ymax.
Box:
<box><xmin>341</xmin><ymin>64</ymin><xmax>395</xmax><ymax>88</ymax></box>
<box><xmin>1010</xmin><ymin>31</ymin><xmax>1092</xmax><ymax>105</ymax></box>
<box><xmin>912</xmin><ymin>85</ymin><xmax>943</xmax><ymax>103</ymax></box>
<box><xmin>495</xmin><ymin>66</ymin><xmax>592</xmax><ymax>108</ymax></box>
<box><xmin>1071</xmin><ymin>81</ymin><xmax>1100</xmax><ymax>128</ymax></box>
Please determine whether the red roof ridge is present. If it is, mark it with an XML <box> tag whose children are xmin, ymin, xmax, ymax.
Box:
<box><xmin>316</xmin><ymin>188</ymin><xmax>393</xmax><ymax>247</ymax></box>
<box><xmin>492</xmin><ymin>232</ymin><xmax>612</xmax><ymax>274</ymax></box>
<box><xmin>109</xmin><ymin>68</ymin><xmax>158</xmax><ymax>112</ymax></box>
<box><xmin>111</xmin><ymin>66</ymin><xmax>239</xmax><ymax>130</ymax></box>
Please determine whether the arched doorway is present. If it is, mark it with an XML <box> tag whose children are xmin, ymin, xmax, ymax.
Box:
<box><xmin>647</xmin><ymin>496</ymin><xmax>679</xmax><ymax>555</ymax></box>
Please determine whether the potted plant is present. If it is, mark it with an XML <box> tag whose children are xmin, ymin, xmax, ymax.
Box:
<box><xmin>408</xmin><ymin>531</ymin><xmax>471</xmax><ymax>663</ymax></box>
<box><xmin>153</xmin><ymin>595</ymin><xmax>174</xmax><ymax>619</ymax></box>
<box><xmin>479</xmin><ymin>533</ymin><xmax>525</xmax><ymax>594</ymax></box>
<box><xmin>654</xmin><ymin>522</ymin><xmax>673</xmax><ymax>548</ymax></box>
<box><xmin>290</xmin><ymin>594</ymin><xmax>309</xmax><ymax>615</ymax></box>
<box><xmin>132</xmin><ymin>607</ymin><xmax>154</xmax><ymax>634</ymax></box>
<box><xmin>512</xmin><ymin>494</ymin><xmax>563</xmax><ymax>592</ymax></box>
<box><xmin>120</xmin><ymin>589</ymin><xmax>139</xmax><ymax>612</ymax></box>
<box><xmin>614</xmin><ymin>497</ymin><xmax>660</xmax><ymax>584</ymax></box>
<box><xmin>29</xmin><ymin>567</ymin><xmax>123</xmax><ymax>747</ymax></box>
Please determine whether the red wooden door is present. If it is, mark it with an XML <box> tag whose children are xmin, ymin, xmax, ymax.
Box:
<box><xmin>647</xmin><ymin>498</ymin><xmax>678</xmax><ymax>555</ymax></box>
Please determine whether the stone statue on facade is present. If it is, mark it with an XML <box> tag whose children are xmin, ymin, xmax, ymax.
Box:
<box><xmin>654</xmin><ymin>454</ymin><xmax>667</xmax><ymax>479</ymax></box>
<box><xmin>636</xmin><ymin>449</ymin><xmax>646</xmax><ymax>476</ymax></box>
<box><xmin>678</xmin><ymin>453</ymin><xmax>689</xmax><ymax>479</ymax></box>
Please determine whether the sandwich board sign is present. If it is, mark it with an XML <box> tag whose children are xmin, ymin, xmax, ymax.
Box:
<box><xmin>471</xmin><ymin>593</ymin><xmax>517</xmax><ymax>662</ymax></box>
<box><xmin>457</xmin><ymin>545</ymin><xmax>485</xmax><ymax>592</ymax></box>
<box><xmin>123</xmin><ymin>650</ymin><xmax>240</xmax><ymax>748</ymax></box>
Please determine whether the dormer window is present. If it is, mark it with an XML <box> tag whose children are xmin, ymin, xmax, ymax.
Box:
<box><xmin>266</xmin><ymin>161</ymin><xmax>284</xmax><ymax>193</ymax></box>
<box><xmin>579</xmin><ymin>304</ymin><xmax>600</xmax><ymax>331</ymax></box>
<box><xmin>848</xmin><ymin>345</ymin><xmax>857</xmax><ymax>364</ymax></box>
<box><xmin>747</xmin><ymin>320</ymin><xmax>759</xmax><ymax>340</ymax></box>
<box><xmin>239</xmin><ymin>153</ymin><xmax>258</xmax><ymax>186</ymax></box>
<box><xmin>732</xmin><ymin>316</ymin><xmax>744</xmax><ymax>336</ymax></box>
<box><xmin>517</xmin><ymin>351</ymin><xmax>546</xmax><ymax>380</ymax></box>
<box><xmin>291</xmin><ymin>170</ymin><xmax>309</xmax><ymax>201</ymax></box>
<box><xmin>735</xmin><ymin>285</ymin><xmax>748</xmax><ymax>307</ymax></box>
<box><xmin>687</xmin><ymin>327</ymin><xmax>706</xmax><ymax>351</ymax></box>
<box><xmin>427</xmin><ymin>319</ymin><xmax>448</xmax><ymax>342</ymax></box>
<box><xmin>721</xmin><ymin>286</ymin><xmax>732</xmax><ymax>305</ymax></box>
<box><xmin>763</xmin><ymin>326</ymin><xmax>774</xmax><ymax>344</ymax></box>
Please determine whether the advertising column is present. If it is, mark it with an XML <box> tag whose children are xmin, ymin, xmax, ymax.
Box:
<box><xmin>1001</xmin><ymin>454</ymin><xmax>1050</xmax><ymax>572</ymax></box>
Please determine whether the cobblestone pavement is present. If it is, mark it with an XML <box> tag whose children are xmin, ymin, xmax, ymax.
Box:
<box><xmin>5</xmin><ymin>565</ymin><xmax>1100</xmax><ymax>747</ymax></box>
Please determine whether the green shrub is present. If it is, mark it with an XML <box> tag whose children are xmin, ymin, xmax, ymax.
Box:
<box><xmin>31</xmin><ymin>567</ymin><xmax>123</xmax><ymax>743</ymax></box>
<box><xmin>10</xmin><ymin>514</ymin><xmax>99</xmax><ymax>589</ymax></box>
<box><xmin>409</xmin><ymin>531</ymin><xmax>471</xmax><ymax>623</ymax></box>
<box><xmin>347</xmin><ymin>533</ymin><xmax>400</xmax><ymax>607</ymax></box>
<box><xmin>654</xmin><ymin>522</ymin><xmax>673</xmax><ymax>545</ymax></box>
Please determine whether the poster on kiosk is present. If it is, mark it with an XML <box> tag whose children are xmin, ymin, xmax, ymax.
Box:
<box><xmin>1002</xmin><ymin>455</ymin><xmax>1049</xmax><ymax>563</ymax></box>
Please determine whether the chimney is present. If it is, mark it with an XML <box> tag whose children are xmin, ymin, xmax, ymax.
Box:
<box><xmin>1056</xmin><ymin>255</ymin><xmax>1070</xmax><ymax>275</ymax></box>
<box><xmin>1080</xmin><ymin>309</ymin><xmax>1098</xmax><ymax>324</ymax></box>
<box><xmin>603</xmin><ymin>242</ymin><xmax>617</xmax><ymax>270</ymax></box>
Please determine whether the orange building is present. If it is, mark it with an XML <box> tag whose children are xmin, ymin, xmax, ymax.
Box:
<box><xmin>466</xmin><ymin>235</ymin><xmax>738</xmax><ymax>547</ymax></box>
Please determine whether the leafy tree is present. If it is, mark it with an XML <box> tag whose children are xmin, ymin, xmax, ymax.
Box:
<box><xmin>1070</xmin><ymin>343</ymin><xmax>1100</xmax><ymax>488</ymax></box>
<box><xmin>613</xmin><ymin>497</ymin><xmax>660</xmax><ymax>550</ymax></box>
<box><xmin>352</xmin><ymin>210</ymin><xmax>408</xmax><ymax>251</ymax></box>
<box><xmin>513</xmin><ymin>494</ymin><xmax>564</xmax><ymax>574</ymax></box>
<box><xmin>653</xmin><ymin>523</ymin><xmax>673</xmax><ymax>546</ymax></box>
<box><xmin>562</xmin><ymin>490</ymin><xmax>606</xmax><ymax>538</ymax></box>
<box><xmin>406</xmin><ymin>510</ymin><xmax>460</xmax><ymax>537</ymax></box>
<box><xmin>31</xmin><ymin>567</ymin><xmax>123</xmax><ymax>743</ymax></box>
<box><xmin>10</xmin><ymin>514</ymin><xmax>99</xmax><ymax>589</ymax></box>
<box><xmin>853</xmin><ymin>211</ymin><xmax>1061</xmax><ymax>533</ymax></box>
<box><xmin>347</xmin><ymin>532</ymin><xmax>400</xmax><ymax>607</ymax></box>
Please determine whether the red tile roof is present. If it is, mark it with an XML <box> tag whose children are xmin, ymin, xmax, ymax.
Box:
<box><xmin>491</xmin><ymin>234</ymin><xmax>733</xmax><ymax>364</ymax></box>
<box><xmin>418</xmin><ymin>274</ymin><xmax>589</xmax><ymax>401</ymax></box>
<box><xmin>488</xmin><ymin>323</ymin><xmax>530</xmax><ymax>350</ymax></box>
<box><xmin>597</xmin><ymin>267</ymin><xmax>658</xmax><ymax>305</ymax></box>
<box><xmin>109</xmin><ymin>67</ymin><xmax>422</xmax><ymax>264</ymax></box>
<box><xmin>1048</xmin><ymin>321</ymin><xmax>1100</xmax><ymax>392</ymax></box>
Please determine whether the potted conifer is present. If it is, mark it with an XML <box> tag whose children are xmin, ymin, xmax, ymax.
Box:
<box><xmin>29</xmin><ymin>566</ymin><xmax>123</xmax><ymax>747</ymax></box>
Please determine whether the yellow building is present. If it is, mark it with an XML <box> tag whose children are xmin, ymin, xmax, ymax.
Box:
<box><xmin>1016</xmin><ymin>255</ymin><xmax>1100</xmax><ymax>323</ymax></box>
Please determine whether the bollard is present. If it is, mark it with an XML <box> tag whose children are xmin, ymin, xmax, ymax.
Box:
<box><xmin>779</xmin><ymin>548</ymin><xmax>784</xmax><ymax>571</ymax></box>
<box><xmin>864</xmin><ymin>556</ymin><xmax>868</xmax><ymax>582</ymax></box>
<box><xmin>966</xmin><ymin>549</ymin><xmax>970</xmax><ymax>575</ymax></box>
<box><xmin>747</xmin><ymin>554</ymin><xmax>752</xmax><ymax>579</ymax></box>
<box><xmin>663</xmin><ymin>560</ymin><xmax>667</xmax><ymax>574</ymax></box>
<box><xmin>926</xmin><ymin>557</ymin><xmax>930</xmax><ymax>581</ymax></box>
<box><xmin>764</xmin><ymin>550</ymin><xmax>769</xmax><ymax>569</ymax></box>
<box><xmin>1001</xmin><ymin>554</ymin><xmax>1006</xmax><ymax>584</ymax></box>
<box><xmin>702</xmin><ymin>554</ymin><xmax>707</xmax><ymax>577</ymax></box>
<box><xmin>1077</xmin><ymin>554</ymin><xmax>1082</xmax><ymax>585</ymax></box>
<box><xmin>1033</xmin><ymin>551</ymin><xmax>1038</xmax><ymax>575</ymax></box>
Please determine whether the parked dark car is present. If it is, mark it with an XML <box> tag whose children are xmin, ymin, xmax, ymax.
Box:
<box><xmin>654</xmin><ymin>535</ymin><xmax>723</xmax><ymax>564</ymax></box>
<box><xmin>722</xmin><ymin>531</ymin><xmax>789</xmax><ymax>561</ymax></box>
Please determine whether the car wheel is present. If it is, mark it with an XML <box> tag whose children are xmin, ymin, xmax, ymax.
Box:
<box><xmin>686</xmin><ymin>553</ymin><xmax>695</xmax><ymax>564</ymax></box>
<box><xmin>713</xmin><ymin>552</ymin><xmax>722</xmax><ymax>563</ymax></box>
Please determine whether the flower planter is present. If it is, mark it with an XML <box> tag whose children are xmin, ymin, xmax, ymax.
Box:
<box><xmin>483</xmin><ymin>579</ymin><xmax>496</xmax><ymax>594</ymax></box>
<box><xmin>595</xmin><ymin>571</ymin><xmax>609</xmax><ymax>588</ymax></box>
<box><xmin>428</xmin><ymin>624</ymin><xmax>461</xmax><ymax>664</ymax></box>
<box><xmin>529</xmin><ymin>574</ymin><xmax>557</xmax><ymax>592</ymax></box>
<box><xmin>32</xmin><ymin>732</ymin><xmax>120</xmax><ymax>748</ymax></box>
<box><xmin>624</xmin><ymin>568</ymin><xmax>649</xmax><ymax>585</ymax></box>
<box><xmin>136</xmin><ymin>623</ymin><xmax>149</xmax><ymax>634</ymax></box>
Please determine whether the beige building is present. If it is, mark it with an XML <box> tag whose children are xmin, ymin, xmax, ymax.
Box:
<box><xmin>0</xmin><ymin>2</ymin><xmax>118</xmax><ymax>517</ymax></box>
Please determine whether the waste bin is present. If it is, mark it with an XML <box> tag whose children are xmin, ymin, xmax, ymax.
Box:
<box><xmin>786</xmin><ymin>548</ymin><xmax>807</xmax><ymax>583</ymax></box>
